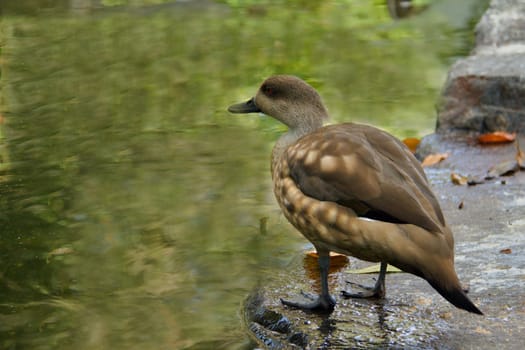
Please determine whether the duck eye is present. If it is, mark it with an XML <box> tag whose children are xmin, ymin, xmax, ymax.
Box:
<box><xmin>263</xmin><ymin>85</ymin><xmax>274</xmax><ymax>96</ymax></box>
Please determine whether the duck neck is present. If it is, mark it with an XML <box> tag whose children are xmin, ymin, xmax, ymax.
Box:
<box><xmin>271</xmin><ymin>122</ymin><xmax>322</xmax><ymax>177</ymax></box>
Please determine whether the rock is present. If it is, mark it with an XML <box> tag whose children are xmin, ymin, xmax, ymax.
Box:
<box><xmin>436</xmin><ymin>0</ymin><xmax>525</xmax><ymax>135</ymax></box>
<box><xmin>475</xmin><ymin>0</ymin><xmax>525</xmax><ymax>47</ymax></box>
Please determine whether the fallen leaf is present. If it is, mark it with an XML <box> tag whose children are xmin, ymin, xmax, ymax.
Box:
<box><xmin>347</xmin><ymin>264</ymin><xmax>402</xmax><ymax>274</ymax></box>
<box><xmin>306</xmin><ymin>251</ymin><xmax>346</xmax><ymax>259</ymax></box>
<box><xmin>305</xmin><ymin>251</ymin><xmax>348</xmax><ymax>269</ymax></box>
<box><xmin>478</xmin><ymin>131</ymin><xmax>516</xmax><ymax>144</ymax></box>
<box><xmin>499</xmin><ymin>248</ymin><xmax>512</xmax><ymax>254</ymax></box>
<box><xmin>458</xmin><ymin>201</ymin><xmax>464</xmax><ymax>209</ymax></box>
<box><xmin>402</xmin><ymin>137</ymin><xmax>420</xmax><ymax>153</ymax></box>
<box><xmin>421</xmin><ymin>153</ymin><xmax>449</xmax><ymax>167</ymax></box>
<box><xmin>486</xmin><ymin>160</ymin><xmax>519</xmax><ymax>179</ymax></box>
<box><xmin>467</xmin><ymin>176</ymin><xmax>485</xmax><ymax>186</ymax></box>
<box><xmin>451</xmin><ymin>172</ymin><xmax>468</xmax><ymax>185</ymax></box>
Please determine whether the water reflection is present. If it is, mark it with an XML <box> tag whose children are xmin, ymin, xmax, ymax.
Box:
<box><xmin>1</xmin><ymin>0</ymin><xmax>488</xmax><ymax>348</ymax></box>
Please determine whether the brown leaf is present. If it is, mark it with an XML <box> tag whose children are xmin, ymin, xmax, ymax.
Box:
<box><xmin>486</xmin><ymin>160</ymin><xmax>519</xmax><ymax>179</ymax></box>
<box><xmin>402</xmin><ymin>137</ymin><xmax>420</xmax><ymax>153</ymax></box>
<box><xmin>458</xmin><ymin>201</ymin><xmax>464</xmax><ymax>210</ymax></box>
<box><xmin>305</xmin><ymin>250</ymin><xmax>349</xmax><ymax>270</ymax></box>
<box><xmin>450</xmin><ymin>172</ymin><xmax>468</xmax><ymax>185</ymax></box>
<box><xmin>346</xmin><ymin>264</ymin><xmax>402</xmax><ymax>274</ymax></box>
<box><xmin>499</xmin><ymin>248</ymin><xmax>512</xmax><ymax>254</ymax></box>
<box><xmin>478</xmin><ymin>131</ymin><xmax>516</xmax><ymax>144</ymax></box>
<box><xmin>421</xmin><ymin>153</ymin><xmax>448</xmax><ymax>167</ymax></box>
<box><xmin>467</xmin><ymin>176</ymin><xmax>485</xmax><ymax>186</ymax></box>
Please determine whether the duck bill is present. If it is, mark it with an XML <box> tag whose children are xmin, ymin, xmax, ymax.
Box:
<box><xmin>228</xmin><ymin>97</ymin><xmax>261</xmax><ymax>114</ymax></box>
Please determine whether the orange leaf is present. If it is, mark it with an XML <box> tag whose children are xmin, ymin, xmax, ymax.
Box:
<box><xmin>306</xmin><ymin>250</ymin><xmax>346</xmax><ymax>259</ymax></box>
<box><xmin>499</xmin><ymin>248</ymin><xmax>512</xmax><ymax>254</ymax></box>
<box><xmin>478</xmin><ymin>131</ymin><xmax>516</xmax><ymax>144</ymax></box>
<box><xmin>421</xmin><ymin>153</ymin><xmax>448</xmax><ymax>167</ymax></box>
<box><xmin>402</xmin><ymin>137</ymin><xmax>420</xmax><ymax>153</ymax></box>
<box><xmin>305</xmin><ymin>251</ymin><xmax>348</xmax><ymax>269</ymax></box>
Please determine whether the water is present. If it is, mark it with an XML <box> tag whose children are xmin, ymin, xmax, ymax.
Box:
<box><xmin>0</xmin><ymin>1</ymin><xmax>489</xmax><ymax>349</ymax></box>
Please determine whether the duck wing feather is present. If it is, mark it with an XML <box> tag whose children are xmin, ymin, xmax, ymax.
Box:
<box><xmin>285</xmin><ymin>123</ymin><xmax>445</xmax><ymax>233</ymax></box>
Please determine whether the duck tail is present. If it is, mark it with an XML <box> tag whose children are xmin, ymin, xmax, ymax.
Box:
<box><xmin>427</xmin><ymin>279</ymin><xmax>483</xmax><ymax>315</ymax></box>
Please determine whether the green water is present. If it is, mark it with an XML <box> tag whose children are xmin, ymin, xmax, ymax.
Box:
<box><xmin>0</xmin><ymin>1</ymin><xmax>488</xmax><ymax>349</ymax></box>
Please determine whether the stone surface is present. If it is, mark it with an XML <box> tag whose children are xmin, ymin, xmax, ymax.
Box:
<box><xmin>436</xmin><ymin>0</ymin><xmax>525</xmax><ymax>135</ymax></box>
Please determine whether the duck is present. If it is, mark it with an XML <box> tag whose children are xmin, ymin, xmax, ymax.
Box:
<box><xmin>228</xmin><ymin>75</ymin><xmax>482</xmax><ymax>315</ymax></box>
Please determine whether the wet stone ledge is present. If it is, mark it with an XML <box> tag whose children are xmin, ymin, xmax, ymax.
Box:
<box><xmin>242</xmin><ymin>142</ymin><xmax>525</xmax><ymax>349</ymax></box>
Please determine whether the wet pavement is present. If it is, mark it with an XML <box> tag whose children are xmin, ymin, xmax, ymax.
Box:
<box><xmin>242</xmin><ymin>136</ymin><xmax>525</xmax><ymax>349</ymax></box>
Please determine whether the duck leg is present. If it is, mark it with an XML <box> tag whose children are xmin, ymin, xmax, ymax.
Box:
<box><xmin>341</xmin><ymin>261</ymin><xmax>387</xmax><ymax>299</ymax></box>
<box><xmin>281</xmin><ymin>251</ymin><xmax>336</xmax><ymax>312</ymax></box>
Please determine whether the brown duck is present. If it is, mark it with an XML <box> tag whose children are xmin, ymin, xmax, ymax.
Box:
<box><xmin>228</xmin><ymin>75</ymin><xmax>482</xmax><ymax>315</ymax></box>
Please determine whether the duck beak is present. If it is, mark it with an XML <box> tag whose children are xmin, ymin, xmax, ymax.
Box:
<box><xmin>228</xmin><ymin>97</ymin><xmax>261</xmax><ymax>114</ymax></box>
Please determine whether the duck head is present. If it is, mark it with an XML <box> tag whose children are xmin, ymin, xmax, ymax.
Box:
<box><xmin>228</xmin><ymin>75</ymin><xmax>329</xmax><ymax>132</ymax></box>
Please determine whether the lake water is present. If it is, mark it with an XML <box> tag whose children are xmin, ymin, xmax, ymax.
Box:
<box><xmin>0</xmin><ymin>1</ymin><xmax>489</xmax><ymax>349</ymax></box>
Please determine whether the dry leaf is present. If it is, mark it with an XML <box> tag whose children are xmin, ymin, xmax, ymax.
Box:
<box><xmin>421</xmin><ymin>153</ymin><xmax>449</xmax><ymax>167</ymax></box>
<box><xmin>346</xmin><ymin>264</ymin><xmax>402</xmax><ymax>274</ymax></box>
<box><xmin>402</xmin><ymin>137</ymin><xmax>420</xmax><ymax>153</ymax></box>
<box><xmin>467</xmin><ymin>176</ymin><xmax>485</xmax><ymax>186</ymax></box>
<box><xmin>451</xmin><ymin>172</ymin><xmax>468</xmax><ymax>185</ymax></box>
<box><xmin>305</xmin><ymin>250</ymin><xmax>349</xmax><ymax>270</ymax></box>
<box><xmin>486</xmin><ymin>160</ymin><xmax>519</xmax><ymax>179</ymax></box>
<box><xmin>486</xmin><ymin>139</ymin><xmax>525</xmax><ymax>179</ymax></box>
<box><xmin>458</xmin><ymin>201</ymin><xmax>464</xmax><ymax>210</ymax></box>
<box><xmin>478</xmin><ymin>131</ymin><xmax>516</xmax><ymax>144</ymax></box>
<box><xmin>499</xmin><ymin>248</ymin><xmax>512</xmax><ymax>254</ymax></box>
<box><xmin>306</xmin><ymin>251</ymin><xmax>346</xmax><ymax>259</ymax></box>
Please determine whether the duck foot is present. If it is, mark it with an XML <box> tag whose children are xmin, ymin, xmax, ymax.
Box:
<box><xmin>341</xmin><ymin>281</ymin><xmax>385</xmax><ymax>299</ymax></box>
<box><xmin>281</xmin><ymin>291</ymin><xmax>336</xmax><ymax>313</ymax></box>
<box><xmin>342</xmin><ymin>261</ymin><xmax>387</xmax><ymax>299</ymax></box>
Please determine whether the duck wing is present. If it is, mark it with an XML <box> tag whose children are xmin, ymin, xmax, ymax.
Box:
<box><xmin>285</xmin><ymin>123</ymin><xmax>445</xmax><ymax>233</ymax></box>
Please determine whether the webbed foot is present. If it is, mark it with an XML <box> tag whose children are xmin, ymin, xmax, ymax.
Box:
<box><xmin>281</xmin><ymin>292</ymin><xmax>336</xmax><ymax>313</ymax></box>
<box><xmin>341</xmin><ymin>261</ymin><xmax>387</xmax><ymax>299</ymax></box>
<box><xmin>341</xmin><ymin>281</ymin><xmax>385</xmax><ymax>299</ymax></box>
